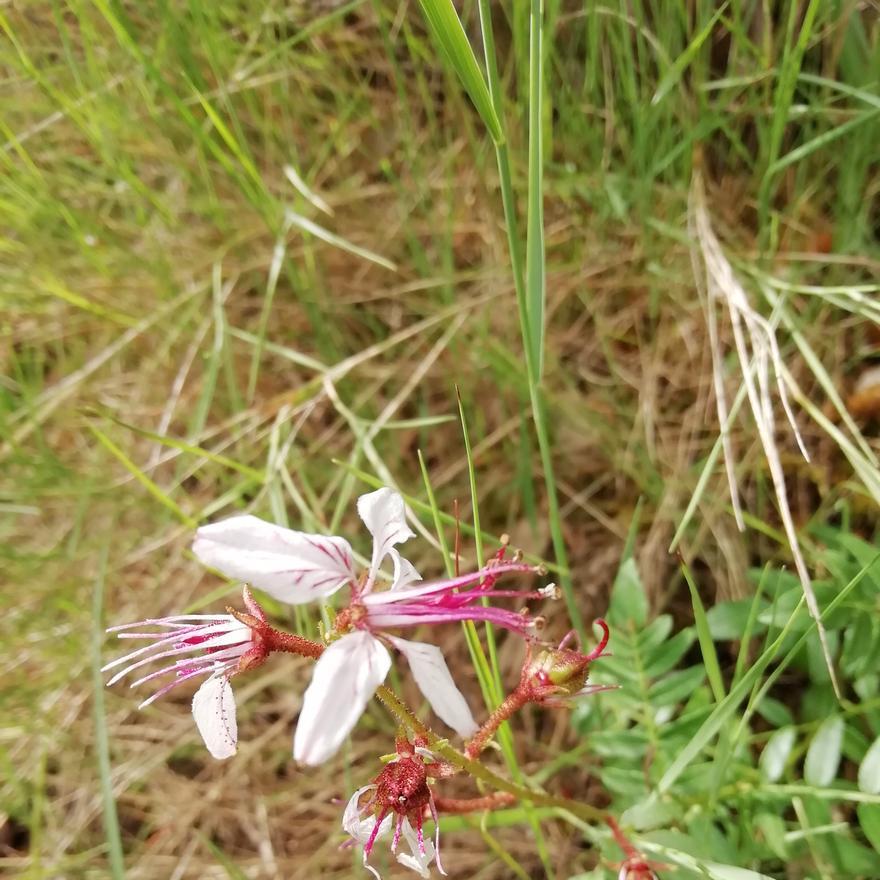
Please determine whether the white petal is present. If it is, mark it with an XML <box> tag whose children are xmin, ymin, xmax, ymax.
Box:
<box><xmin>357</xmin><ymin>489</ymin><xmax>415</xmax><ymax>589</ymax></box>
<box><xmin>192</xmin><ymin>675</ymin><xmax>238</xmax><ymax>760</ymax></box>
<box><xmin>343</xmin><ymin>785</ymin><xmax>392</xmax><ymax>844</ymax></box>
<box><xmin>293</xmin><ymin>631</ymin><xmax>392</xmax><ymax>765</ymax></box>
<box><xmin>192</xmin><ymin>515</ymin><xmax>355</xmax><ymax>604</ymax></box>
<box><xmin>387</xmin><ymin>637</ymin><xmax>478</xmax><ymax>738</ymax></box>
<box><xmin>396</xmin><ymin>819</ymin><xmax>435</xmax><ymax>878</ymax></box>
<box><xmin>390</xmin><ymin>550</ymin><xmax>422</xmax><ymax>591</ymax></box>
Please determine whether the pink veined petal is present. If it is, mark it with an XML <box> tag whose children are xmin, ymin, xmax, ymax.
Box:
<box><xmin>386</xmin><ymin>636</ymin><xmax>478</xmax><ymax>738</ymax></box>
<box><xmin>191</xmin><ymin>674</ymin><xmax>238</xmax><ymax>760</ymax></box>
<box><xmin>293</xmin><ymin>631</ymin><xmax>392</xmax><ymax>765</ymax></box>
<box><xmin>192</xmin><ymin>515</ymin><xmax>356</xmax><ymax>604</ymax></box>
<box><xmin>356</xmin><ymin>489</ymin><xmax>414</xmax><ymax>590</ymax></box>
<box><xmin>390</xmin><ymin>550</ymin><xmax>421</xmax><ymax>591</ymax></box>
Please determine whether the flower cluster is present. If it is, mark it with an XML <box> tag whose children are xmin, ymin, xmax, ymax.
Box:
<box><xmin>105</xmin><ymin>488</ymin><xmax>546</xmax><ymax>763</ymax></box>
<box><xmin>104</xmin><ymin>486</ymin><xmax>655</xmax><ymax>878</ymax></box>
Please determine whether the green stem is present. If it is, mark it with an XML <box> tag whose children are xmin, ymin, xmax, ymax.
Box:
<box><xmin>477</xmin><ymin>0</ymin><xmax>582</xmax><ymax>643</ymax></box>
<box><xmin>374</xmin><ymin>685</ymin><xmax>607</xmax><ymax>824</ymax></box>
<box><xmin>266</xmin><ymin>606</ymin><xmax>606</xmax><ymax>831</ymax></box>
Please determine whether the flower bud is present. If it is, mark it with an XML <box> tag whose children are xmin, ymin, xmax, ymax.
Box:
<box><xmin>521</xmin><ymin>619</ymin><xmax>611</xmax><ymax>701</ymax></box>
<box><xmin>618</xmin><ymin>858</ymin><xmax>661</xmax><ymax>880</ymax></box>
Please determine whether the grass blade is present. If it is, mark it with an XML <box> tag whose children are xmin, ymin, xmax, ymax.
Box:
<box><xmin>757</xmin><ymin>0</ymin><xmax>823</xmax><ymax>234</ymax></box>
<box><xmin>416</xmin><ymin>0</ymin><xmax>504</xmax><ymax>143</ymax></box>
<box><xmin>526</xmin><ymin>0</ymin><xmax>545</xmax><ymax>378</ymax></box>
<box><xmin>652</xmin><ymin>2</ymin><xmax>729</xmax><ymax>106</ymax></box>
<box><xmin>680</xmin><ymin>558</ymin><xmax>725</xmax><ymax>702</ymax></box>
<box><xmin>92</xmin><ymin>543</ymin><xmax>126</xmax><ymax>880</ymax></box>
<box><xmin>284</xmin><ymin>210</ymin><xmax>397</xmax><ymax>271</ymax></box>
<box><xmin>658</xmin><ymin>553</ymin><xmax>872</xmax><ymax>796</ymax></box>
<box><xmin>88</xmin><ymin>423</ymin><xmax>197</xmax><ymax>528</ymax></box>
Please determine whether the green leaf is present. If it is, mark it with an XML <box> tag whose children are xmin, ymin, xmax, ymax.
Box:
<box><xmin>416</xmin><ymin>0</ymin><xmax>503</xmax><ymax>142</ymax></box>
<box><xmin>707</xmin><ymin>599</ymin><xmax>765</xmax><ymax>640</ymax></box>
<box><xmin>859</xmin><ymin>736</ymin><xmax>880</xmax><ymax>795</ymax></box>
<box><xmin>754</xmin><ymin>813</ymin><xmax>788</xmax><ymax>859</ymax></box>
<box><xmin>649</xmin><ymin>666</ymin><xmax>706</xmax><ymax>707</ymax></box>
<box><xmin>760</xmin><ymin>727</ymin><xmax>796</xmax><ymax>783</ymax></box>
<box><xmin>859</xmin><ymin>804</ymin><xmax>880</xmax><ymax>854</ymax></box>
<box><xmin>608</xmin><ymin>557</ymin><xmax>648</xmax><ymax>627</ymax></box>
<box><xmin>642</xmin><ymin>629</ymin><xmax>695</xmax><ymax>678</ymax></box>
<box><xmin>755</xmin><ymin>696</ymin><xmax>794</xmax><ymax>728</ymax></box>
<box><xmin>804</xmin><ymin>716</ymin><xmax>845</xmax><ymax>786</ymax></box>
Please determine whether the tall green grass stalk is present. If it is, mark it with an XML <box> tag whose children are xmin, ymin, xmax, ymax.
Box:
<box><xmin>92</xmin><ymin>544</ymin><xmax>126</xmax><ymax>880</ymax></box>
<box><xmin>476</xmin><ymin>0</ymin><xmax>583</xmax><ymax>641</ymax></box>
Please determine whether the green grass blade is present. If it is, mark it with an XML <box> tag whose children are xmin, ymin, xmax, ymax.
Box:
<box><xmin>652</xmin><ymin>2</ymin><xmax>729</xmax><ymax>106</ymax></box>
<box><xmin>100</xmin><ymin>414</ymin><xmax>265</xmax><ymax>482</ymax></box>
<box><xmin>525</xmin><ymin>0</ymin><xmax>545</xmax><ymax>378</ymax></box>
<box><xmin>766</xmin><ymin>108</ymin><xmax>880</xmax><ymax>180</ymax></box>
<box><xmin>680</xmin><ymin>558</ymin><xmax>725</xmax><ymax>702</ymax></box>
<box><xmin>416</xmin><ymin>0</ymin><xmax>504</xmax><ymax>143</ymax></box>
<box><xmin>88</xmin><ymin>423</ymin><xmax>197</xmax><ymax>528</ymax></box>
<box><xmin>92</xmin><ymin>543</ymin><xmax>126</xmax><ymax>880</ymax></box>
<box><xmin>757</xmin><ymin>0</ymin><xmax>823</xmax><ymax>236</ymax></box>
<box><xmin>474</xmin><ymin>0</ymin><xmax>579</xmax><ymax>643</ymax></box>
<box><xmin>417</xmin><ymin>449</ymin><xmax>453</xmax><ymax>575</ymax></box>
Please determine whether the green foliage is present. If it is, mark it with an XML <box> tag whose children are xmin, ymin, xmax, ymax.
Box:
<box><xmin>570</xmin><ymin>534</ymin><xmax>880</xmax><ymax>878</ymax></box>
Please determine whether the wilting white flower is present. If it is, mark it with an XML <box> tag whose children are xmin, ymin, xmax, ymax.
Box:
<box><xmin>103</xmin><ymin>601</ymin><xmax>261</xmax><ymax>759</ymax></box>
<box><xmin>343</xmin><ymin>782</ymin><xmax>441</xmax><ymax>879</ymax></box>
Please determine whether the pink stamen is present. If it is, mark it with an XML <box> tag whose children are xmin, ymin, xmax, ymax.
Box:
<box><xmin>558</xmin><ymin>629</ymin><xmax>579</xmax><ymax>651</ymax></box>
<box><xmin>368</xmin><ymin>604</ymin><xmax>535</xmax><ymax>635</ymax></box>
<box><xmin>361</xmin><ymin>562</ymin><xmax>538</xmax><ymax>607</ymax></box>
<box><xmin>106</xmin><ymin>615</ymin><xmax>228</xmax><ymax>632</ymax></box>
<box><xmin>137</xmin><ymin>667</ymin><xmax>212</xmax><ymax>708</ymax></box>
<box><xmin>391</xmin><ymin>814</ymin><xmax>403</xmax><ymax>853</ymax></box>
<box><xmin>102</xmin><ymin>620</ymin><xmax>242</xmax><ymax>672</ymax></box>
<box><xmin>363</xmin><ymin>811</ymin><xmax>388</xmax><ymax>858</ymax></box>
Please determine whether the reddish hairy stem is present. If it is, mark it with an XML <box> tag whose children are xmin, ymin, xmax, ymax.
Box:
<box><xmin>606</xmin><ymin>816</ymin><xmax>639</xmax><ymax>859</ymax></box>
<box><xmin>433</xmin><ymin>792</ymin><xmax>516</xmax><ymax>814</ymax></box>
<box><xmin>262</xmin><ymin>627</ymin><xmax>325</xmax><ymax>659</ymax></box>
<box><xmin>464</xmin><ymin>688</ymin><xmax>529</xmax><ymax>759</ymax></box>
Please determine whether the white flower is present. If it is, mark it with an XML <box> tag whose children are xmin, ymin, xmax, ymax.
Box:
<box><xmin>192</xmin><ymin>488</ymin><xmax>480</xmax><ymax>764</ymax></box>
<box><xmin>103</xmin><ymin>611</ymin><xmax>256</xmax><ymax>759</ymax></box>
